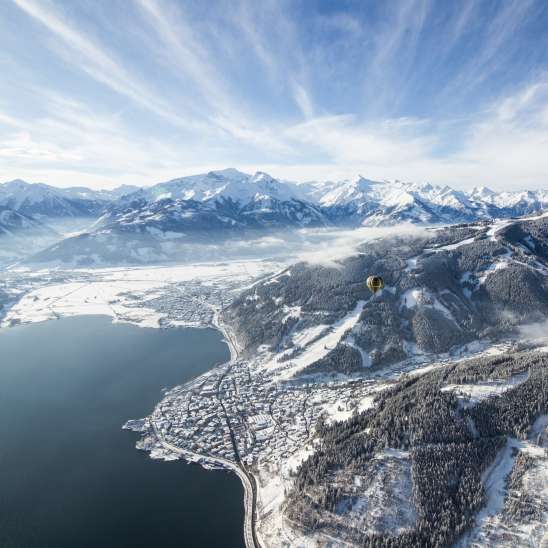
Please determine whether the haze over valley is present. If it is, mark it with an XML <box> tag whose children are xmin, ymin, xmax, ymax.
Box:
<box><xmin>2</xmin><ymin>169</ymin><xmax>548</xmax><ymax>267</ymax></box>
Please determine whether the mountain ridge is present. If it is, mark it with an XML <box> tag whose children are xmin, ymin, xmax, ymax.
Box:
<box><xmin>223</xmin><ymin>212</ymin><xmax>548</xmax><ymax>375</ymax></box>
<box><xmin>0</xmin><ymin>179</ymin><xmax>139</xmax><ymax>220</ymax></box>
<box><xmin>4</xmin><ymin>170</ymin><xmax>547</xmax><ymax>227</ymax></box>
<box><xmin>2</xmin><ymin>169</ymin><xmax>547</xmax><ymax>266</ymax></box>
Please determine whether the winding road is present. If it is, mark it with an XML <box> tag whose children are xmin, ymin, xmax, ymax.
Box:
<box><xmin>151</xmin><ymin>422</ymin><xmax>259</xmax><ymax>548</ymax></box>
<box><xmin>152</xmin><ymin>295</ymin><xmax>261</xmax><ymax>548</ymax></box>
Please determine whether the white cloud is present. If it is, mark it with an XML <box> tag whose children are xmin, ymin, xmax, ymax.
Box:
<box><xmin>2</xmin><ymin>1</ymin><xmax>548</xmax><ymax>191</ymax></box>
<box><xmin>440</xmin><ymin>0</ymin><xmax>536</xmax><ymax>97</ymax></box>
<box><xmin>196</xmin><ymin>225</ymin><xmax>428</xmax><ymax>269</ymax></box>
<box><xmin>3</xmin><ymin>75</ymin><xmax>548</xmax><ymax>191</ymax></box>
<box><xmin>12</xmin><ymin>0</ymin><xmax>201</xmax><ymax>131</ymax></box>
<box><xmin>0</xmin><ymin>130</ymin><xmax>81</xmax><ymax>162</ymax></box>
<box><xmin>284</xmin><ymin>114</ymin><xmax>434</xmax><ymax>167</ymax></box>
<box><xmin>0</xmin><ymin>92</ymin><xmax>192</xmax><ymax>187</ymax></box>
<box><xmin>0</xmin><ymin>110</ymin><xmax>26</xmax><ymax>129</ymax></box>
<box><xmin>135</xmin><ymin>0</ymin><xmax>231</xmax><ymax>114</ymax></box>
<box><xmin>292</xmin><ymin>83</ymin><xmax>314</xmax><ymax>119</ymax></box>
<box><xmin>518</xmin><ymin>320</ymin><xmax>548</xmax><ymax>344</ymax></box>
<box><xmin>296</xmin><ymin>225</ymin><xmax>427</xmax><ymax>267</ymax></box>
<box><xmin>265</xmin><ymin>78</ymin><xmax>548</xmax><ymax>190</ymax></box>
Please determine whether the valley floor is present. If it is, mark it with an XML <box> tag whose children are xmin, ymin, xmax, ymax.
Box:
<box><xmin>2</xmin><ymin>258</ymin><xmax>548</xmax><ymax>548</ymax></box>
<box><xmin>0</xmin><ymin>259</ymin><xmax>281</xmax><ymax>329</ymax></box>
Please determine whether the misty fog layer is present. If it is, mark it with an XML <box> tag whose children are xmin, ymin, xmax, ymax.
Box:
<box><xmin>12</xmin><ymin>224</ymin><xmax>428</xmax><ymax>269</ymax></box>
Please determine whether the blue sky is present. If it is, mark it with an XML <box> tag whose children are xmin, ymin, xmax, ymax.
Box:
<box><xmin>1</xmin><ymin>0</ymin><xmax>548</xmax><ymax>190</ymax></box>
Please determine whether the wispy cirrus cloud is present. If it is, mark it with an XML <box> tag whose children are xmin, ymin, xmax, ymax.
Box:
<box><xmin>12</xmin><ymin>0</ymin><xmax>202</xmax><ymax>131</ymax></box>
<box><xmin>2</xmin><ymin>0</ymin><xmax>548</xmax><ymax>190</ymax></box>
<box><xmin>0</xmin><ymin>110</ymin><xmax>26</xmax><ymax>129</ymax></box>
<box><xmin>439</xmin><ymin>0</ymin><xmax>537</xmax><ymax>101</ymax></box>
<box><xmin>133</xmin><ymin>0</ymin><xmax>291</xmax><ymax>151</ymax></box>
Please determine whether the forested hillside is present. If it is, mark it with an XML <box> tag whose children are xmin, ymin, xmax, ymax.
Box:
<box><xmin>287</xmin><ymin>352</ymin><xmax>548</xmax><ymax>546</ymax></box>
<box><xmin>225</xmin><ymin>216</ymin><xmax>548</xmax><ymax>373</ymax></box>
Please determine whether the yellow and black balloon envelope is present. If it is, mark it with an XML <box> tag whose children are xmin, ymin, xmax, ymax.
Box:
<box><xmin>366</xmin><ymin>275</ymin><xmax>384</xmax><ymax>294</ymax></box>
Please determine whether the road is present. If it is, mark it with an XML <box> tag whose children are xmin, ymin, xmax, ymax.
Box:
<box><xmin>151</xmin><ymin>422</ymin><xmax>258</xmax><ymax>548</ymax></box>
<box><xmin>154</xmin><ymin>292</ymin><xmax>261</xmax><ymax>548</ymax></box>
<box><xmin>210</xmin><ymin>307</ymin><xmax>262</xmax><ymax>548</ymax></box>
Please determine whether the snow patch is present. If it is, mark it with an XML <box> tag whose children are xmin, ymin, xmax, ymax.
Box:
<box><xmin>267</xmin><ymin>301</ymin><xmax>366</xmax><ymax>379</ymax></box>
<box><xmin>441</xmin><ymin>372</ymin><xmax>528</xmax><ymax>408</ymax></box>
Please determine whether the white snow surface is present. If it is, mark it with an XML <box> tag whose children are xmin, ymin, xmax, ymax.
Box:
<box><xmin>441</xmin><ymin>372</ymin><xmax>529</xmax><ymax>408</ymax></box>
<box><xmin>135</xmin><ymin>168</ymin><xmax>303</xmax><ymax>205</ymax></box>
<box><xmin>428</xmin><ymin>234</ymin><xmax>477</xmax><ymax>252</ymax></box>
<box><xmin>266</xmin><ymin>300</ymin><xmax>366</xmax><ymax>379</ymax></box>
<box><xmin>458</xmin><ymin>430</ymin><xmax>548</xmax><ymax>547</ymax></box>
<box><xmin>2</xmin><ymin>260</ymin><xmax>279</xmax><ymax>329</ymax></box>
<box><xmin>401</xmin><ymin>287</ymin><xmax>456</xmax><ymax>322</ymax></box>
<box><xmin>324</xmin><ymin>394</ymin><xmax>376</xmax><ymax>424</ymax></box>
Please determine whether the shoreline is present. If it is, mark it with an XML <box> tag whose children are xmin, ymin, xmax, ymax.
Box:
<box><xmin>144</xmin><ymin>306</ymin><xmax>260</xmax><ymax>548</ymax></box>
<box><xmin>3</xmin><ymin>306</ymin><xmax>260</xmax><ymax>547</ymax></box>
<box><xmin>2</xmin><ymin>274</ymin><xmax>260</xmax><ymax>547</ymax></box>
<box><xmin>208</xmin><ymin>308</ymin><xmax>261</xmax><ymax>548</ymax></box>
<box><xmin>0</xmin><ymin>313</ymin><xmax>247</xmax><ymax>547</ymax></box>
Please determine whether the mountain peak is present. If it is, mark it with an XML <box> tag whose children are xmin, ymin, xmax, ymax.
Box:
<box><xmin>3</xmin><ymin>179</ymin><xmax>32</xmax><ymax>188</ymax></box>
<box><xmin>250</xmin><ymin>171</ymin><xmax>276</xmax><ymax>184</ymax></box>
<box><xmin>206</xmin><ymin>168</ymin><xmax>248</xmax><ymax>180</ymax></box>
<box><xmin>471</xmin><ymin>185</ymin><xmax>496</xmax><ymax>197</ymax></box>
<box><xmin>356</xmin><ymin>175</ymin><xmax>378</xmax><ymax>185</ymax></box>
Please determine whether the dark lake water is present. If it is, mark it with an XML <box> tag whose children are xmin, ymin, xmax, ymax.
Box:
<box><xmin>0</xmin><ymin>315</ymin><xmax>245</xmax><ymax>548</ymax></box>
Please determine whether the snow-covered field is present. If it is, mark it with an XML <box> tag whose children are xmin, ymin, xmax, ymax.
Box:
<box><xmin>1</xmin><ymin>260</ymin><xmax>281</xmax><ymax>329</ymax></box>
<box><xmin>3</xmin><ymin>279</ymin><xmax>165</xmax><ymax>327</ymax></box>
<box><xmin>323</xmin><ymin>394</ymin><xmax>376</xmax><ymax>424</ymax></box>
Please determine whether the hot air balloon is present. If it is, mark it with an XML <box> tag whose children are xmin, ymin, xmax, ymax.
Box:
<box><xmin>366</xmin><ymin>275</ymin><xmax>384</xmax><ymax>294</ymax></box>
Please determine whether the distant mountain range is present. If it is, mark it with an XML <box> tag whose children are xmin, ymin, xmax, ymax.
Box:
<box><xmin>0</xmin><ymin>205</ymin><xmax>58</xmax><ymax>265</ymax></box>
<box><xmin>0</xmin><ymin>179</ymin><xmax>139</xmax><ymax>221</ymax></box>
<box><xmin>0</xmin><ymin>206</ymin><xmax>52</xmax><ymax>236</ymax></box>
<box><xmin>0</xmin><ymin>169</ymin><xmax>546</xmax><ymax>266</ymax></box>
<box><xmin>101</xmin><ymin>168</ymin><xmax>327</xmax><ymax>233</ymax></box>
<box><xmin>103</xmin><ymin>168</ymin><xmax>548</xmax><ymax>229</ymax></box>
<box><xmin>300</xmin><ymin>177</ymin><xmax>548</xmax><ymax>226</ymax></box>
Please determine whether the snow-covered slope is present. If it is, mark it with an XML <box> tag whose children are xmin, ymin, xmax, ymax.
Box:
<box><xmin>225</xmin><ymin>213</ymin><xmax>548</xmax><ymax>373</ymax></box>
<box><xmin>98</xmin><ymin>169</ymin><xmax>327</xmax><ymax>234</ymax></box>
<box><xmin>471</xmin><ymin>186</ymin><xmax>548</xmax><ymax>214</ymax></box>
<box><xmin>0</xmin><ymin>206</ymin><xmax>53</xmax><ymax>237</ymax></box>
<box><xmin>118</xmin><ymin>168</ymin><xmax>301</xmax><ymax>204</ymax></box>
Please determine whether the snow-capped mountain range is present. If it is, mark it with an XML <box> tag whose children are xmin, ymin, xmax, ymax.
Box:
<box><xmin>0</xmin><ymin>179</ymin><xmax>139</xmax><ymax>221</ymax></box>
<box><xmin>119</xmin><ymin>168</ymin><xmax>300</xmax><ymax>204</ymax></box>
<box><xmin>0</xmin><ymin>206</ymin><xmax>54</xmax><ymax>237</ymax></box>
<box><xmin>3</xmin><ymin>169</ymin><xmax>548</xmax><ymax>230</ymax></box>
<box><xmin>299</xmin><ymin>176</ymin><xmax>548</xmax><ymax>226</ymax></box>
<box><xmin>0</xmin><ymin>205</ymin><xmax>59</xmax><ymax>265</ymax></box>
<box><xmin>1</xmin><ymin>169</ymin><xmax>547</xmax><ymax>266</ymax></box>
<box><xmin>101</xmin><ymin>168</ymin><xmax>325</xmax><ymax>232</ymax></box>
<box><xmin>105</xmin><ymin>168</ymin><xmax>548</xmax><ymax>230</ymax></box>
